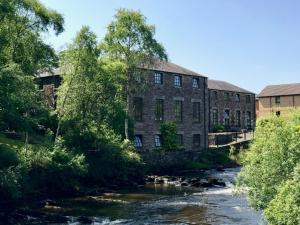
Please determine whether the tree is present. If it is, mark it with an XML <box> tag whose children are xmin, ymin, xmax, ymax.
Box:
<box><xmin>0</xmin><ymin>0</ymin><xmax>64</xmax><ymax>142</ymax></box>
<box><xmin>237</xmin><ymin>111</ymin><xmax>300</xmax><ymax>225</ymax></box>
<box><xmin>101</xmin><ymin>8</ymin><xmax>167</xmax><ymax>140</ymax></box>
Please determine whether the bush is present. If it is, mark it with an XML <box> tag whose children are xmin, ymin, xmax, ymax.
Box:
<box><xmin>160</xmin><ymin>122</ymin><xmax>180</xmax><ymax>151</ymax></box>
<box><xmin>0</xmin><ymin>145</ymin><xmax>19</xmax><ymax>169</ymax></box>
<box><xmin>213</xmin><ymin>124</ymin><xmax>225</xmax><ymax>132</ymax></box>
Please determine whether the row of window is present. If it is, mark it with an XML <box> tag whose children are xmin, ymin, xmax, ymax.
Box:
<box><xmin>134</xmin><ymin>134</ymin><xmax>201</xmax><ymax>148</ymax></box>
<box><xmin>212</xmin><ymin>109</ymin><xmax>252</xmax><ymax>127</ymax></box>
<box><xmin>154</xmin><ymin>72</ymin><xmax>201</xmax><ymax>88</ymax></box>
<box><xmin>133</xmin><ymin>97</ymin><xmax>201</xmax><ymax>122</ymax></box>
<box><xmin>212</xmin><ymin>91</ymin><xmax>252</xmax><ymax>103</ymax></box>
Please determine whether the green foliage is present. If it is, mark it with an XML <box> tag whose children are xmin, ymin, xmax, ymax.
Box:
<box><xmin>237</xmin><ymin>111</ymin><xmax>300</xmax><ymax>225</ymax></box>
<box><xmin>213</xmin><ymin>124</ymin><xmax>225</xmax><ymax>132</ymax></box>
<box><xmin>0</xmin><ymin>145</ymin><xmax>19</xmax><ymax>169</ymax></box>
<box><xmin>160</xmin><ymin>122</ymin><xmax>180</xmax><ymax>151</ymax></box>
<box><xmin>101</xmin><ymin>8</ymin><xmax>167</xmax><ymax>139</ymax></box>
<box><xmin>264</xmin><ymin>164</ymin><xmax>300</xmax><ymax>225</ymax></box>
<box><xmin>0</xmin><ymin>137</ymin><xmax>87</xmax><ymax>199</ymax></box>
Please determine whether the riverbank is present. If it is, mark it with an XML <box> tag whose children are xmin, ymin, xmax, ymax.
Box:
<box><xmin>0</xmin><ymin>167</ymin><xmax>263</xmax><ymax>225</ymax></box>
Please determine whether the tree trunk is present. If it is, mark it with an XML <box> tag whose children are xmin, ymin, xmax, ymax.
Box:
<box><xmin>124</xmin><ymin>88</ymin><xmax>130</xmax><ymax>140</ymax></box>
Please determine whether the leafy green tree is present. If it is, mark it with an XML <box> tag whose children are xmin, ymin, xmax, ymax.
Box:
<box><xmin>264</xmin><ymin>164</ymin><xmax>300</xmax><ymax>225</ymax></box>
<box><xmin>237</xmin><ymin>111</ymin><xmax>300</xmax><ymax>225</ymax></box>
<box><xmin>101</xmin><ymin>8</ymin><xmax>168</xmax><ymax>139</ymax></box>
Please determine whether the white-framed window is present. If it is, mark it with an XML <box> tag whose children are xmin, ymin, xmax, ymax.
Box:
<box><xmin>192</xmin><ymin>77</ymin><xmax>199</xmax><ymax>88</ymax></box>
<box><xmin>134</xmin><ymin>135</ymin><xmax>143</xmax><ymax>148</ymax></box>
<box><xmin>154</xmin><ymin>72</ymin><xmax>163</xmax><ymax>84</ymax></box>
<box><xmin>174</xmin><ymin>75</ymin><xmax>182</xmax><ymax>87</ymax></box>
<box><xmin>154</xmin><ymin>135</ymin><xmax>162</xmax><ymax>147</ymax></box>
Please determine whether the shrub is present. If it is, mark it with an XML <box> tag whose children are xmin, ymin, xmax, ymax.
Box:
<box><xmin>160</xmin><ymin>122</ymin><xmax>180</xmax><ymax>151</ymax></box>
<box><xmin>0</xmin><ymin>145</ymin><xmax>19</xmax><ymax>169</ymax></box>
<box><xmin>213</xmin><ymin>124</ymin><xmax>225</xmax><ymax>132</ymax></box>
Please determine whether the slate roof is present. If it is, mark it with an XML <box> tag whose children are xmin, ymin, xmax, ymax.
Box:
<box><xmin>208</xmin><ymin>79</ymin><xmax>254</xmax><ymax>94</ymax></box>
<box><xmin>147</xmin><ymin>61</ymin><xmax>206</xmax><ymax>77</ymax></box>
<box><xmin>38</xmin><ymin>61</ymin><xmax>206</xmax><ymax>78</ymax></box>
<box><xmin>258</xmin><ymin>83</ymin><xmax>300</xmax><ymax>97</ymax></box>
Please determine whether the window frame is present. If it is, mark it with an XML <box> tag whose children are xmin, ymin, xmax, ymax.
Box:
<box><xmin>155</xmin><ymin>99</ymin><xmax>164</xmax><ymax>121</ymax></box>
<box><xmin>246</xmin><ymin>95</ymin><xmax>251</xmax><ymax>103</ymax></box>
<box><xmin>192</xmin><ymin>77</ymin><xmax>199</xmax><ymax>88</ymax></box>
<box><xmin>174</xmin><ymin>75</ymin><xmax>182</xmax><ymax>87</ymax></box>
<box><xmin>133</xmin><ymin>97</ymin><xmax>143</xmax><ymax>121</ymax></box>
<box><xmin>193</xmin><ymin>134</ymin><xmax>201</xmax><ymax>147</ymax></box>
<box><xmin>235</xmin><ymin>93</ymin><xmax>241</xmax><ymax>102</ymax></box>
<box><xmin>134</xmin><ymin>135</ymin><xmax>143</xmax><ymax>148</ymax></box>
<box><xmin>154</xmin><ymin>134</ymin><xmax>162</xmax><ymax>147</ymax></box>
<box><xmin>275</xmin><ymin>96</ymin><xmax>281</xmax><ymax>104</ymax></box>
<box><xmin>193</xmin><ymin>102</ymin><xmax>201</xmax><ymax>123</ymax></box>
<box><xmin>154</xmin><ymin>72</ymin><xmax>163</xmax><ymax>85</ymax></box>
<box><xmin>174</xmin><ymin>100</ymin><xmax>183</xmax><ymax>122</ymax></box>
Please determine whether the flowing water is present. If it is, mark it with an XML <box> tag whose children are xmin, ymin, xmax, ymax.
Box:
<box><xmin>6</xmin><ymin>168</ymin><xmax>265</xmax><ymax>225</ymax></box>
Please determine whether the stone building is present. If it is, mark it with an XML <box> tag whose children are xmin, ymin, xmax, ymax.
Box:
<box><xmin>131</xmin><ymin>61</ymin><xmax>209</xmax><ymax>152</ymax></box>
<box><xmin>37</xmin><ymin>62</ymin><xmax>209</xmax><ymax>152</ymax></box>
<box><xmin>38</xmin><ymin>69</ymin><xmax>61</xmax><ymax>108</ymax></box>
<box><xmin>257</xmin><ymin>83</ymin><xmax>300</xmax><ymax>117</ymax></box>
<box><xmin>208</xmin><ymin>80</ymin><xmax>256</xmax><ymax>132</ymax></box>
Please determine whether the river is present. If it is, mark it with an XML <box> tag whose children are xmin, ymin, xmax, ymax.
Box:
<box><xmin>3</xmin><ymin>167</ymin><xmax>265</xmax><ymax>225</ymax></box>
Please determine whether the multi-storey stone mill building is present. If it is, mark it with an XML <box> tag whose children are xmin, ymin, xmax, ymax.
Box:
<box><xmin>38</xmin><ymin>61</ymin><xmax>256</xmax><ymax>152</ymax></box>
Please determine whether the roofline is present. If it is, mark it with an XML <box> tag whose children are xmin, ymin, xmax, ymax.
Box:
<box><xmin>258</xmin><ymin>93</ymin><xmax>300</xmax><ymax>98</ymax></box>
<box><xmin>149</xmin><ymin>68</ymin><xmax>207</xmax><ymax>78</ymax></box>
<box><xmin>208</xmin><ymin>88</ymin><xmax>255</xmax><ymax>95</ymax></box>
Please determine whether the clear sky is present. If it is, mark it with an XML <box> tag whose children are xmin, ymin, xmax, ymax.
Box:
<box><xmin>40</xmin><ymin>0</ymin><xmax>300</xmax><ymax>94</ymax></box>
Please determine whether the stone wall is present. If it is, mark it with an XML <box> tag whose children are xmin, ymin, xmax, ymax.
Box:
<box><xmin>131</xmin><ymin>70</ymin><xmax>209</xmax><ymax>152</ymax></box>
<box><xmin>208</xmin><ymin>90</ymin><xmax>256</xmax><ymax>132</ymax></box>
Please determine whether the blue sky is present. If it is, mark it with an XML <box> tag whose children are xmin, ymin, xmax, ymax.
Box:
<box><xmin>40</xmin><ymin>0</ymin><xmax>300</xmax><ymax>93</ymax></box>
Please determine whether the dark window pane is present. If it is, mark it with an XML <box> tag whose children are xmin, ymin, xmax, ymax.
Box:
<box><xmin>193</xmin><ymin>102</ymin><xmax>200</xmax><ymax>122</ymax></box>
<box><xmin>174</xmin><ymin>100</ymin><xmax>183</xmax><ymax>122</ymax></box>
<box><xmin>275</xmin><ymin>96</ymin><xmax>281</xmax><ymax>104</ymax></box>
<box><xmin>246</xmin><ymin>95</ymin><xmax>251</xmax><ymax>103</ymax></box>
<box><xmin>235</xmin><ymin>93</ymin><xmax>240</xmax><ymax>102</ymax></box>
<box><xmin>177</xmin><ymin>134</ymin><xmax>183</xmax><ymax>145</ymax></box>
<box><xmin>133</xmin><ymin>97</ymin><xmax>143</xmax><ymax>121</ymax></box>
<box><xmin>224</xmin><ymin>109</ymin><xmax>230</xmax><ymax>126</ymax></box>
<box><xmin>212</xmin><ymin>109</ymin><xmax>218</xmax><ymax>125</ymax></box>
<box><xmin>236</xmin><ymin>110</ymin><xmax>241</xmax><ymax>126</ymax></box>
<box><xmin>193</xmin><ymin>134</ymin><xmax>201</xmax><ymax>147</ymax></box>
<box><xmin>155</xmin><ymin>99</ymin><xmax>164</xmax><ymax>121</ymax></box>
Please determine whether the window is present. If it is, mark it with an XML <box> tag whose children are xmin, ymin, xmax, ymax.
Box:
<box><xmin>134</xmin><ymin>135</ymin><xmax>143</xmax><ymax>148</ymax></box>
<box><xmin>246</xmin><ymin>95</ymin><xmax>251</xmax><ymax>103</ymax></box>
<box><xmin>154</xmin><ymin>72</ymin><xmax>163</xmax><ymax>84</ymax></box>
<box><xmin>276</xmin><ymin>111</ymin><xmax>281</xmax><ymax>117</ymax></box>
<box><xmin>235</xmin><ymin>93</ymin><xmax>240</xmax><ymax>102</ymax></box>
<box><xmin>213</xmin><ymin>91</ymin><xmax>218</xmax><ymax>100</ymax></box>
<box><xmin>275</xmin><ymin>96</ymin><xmax>281</xmax><ymax>104</ymax></box>
<box><xmin>246</xmin><ymin>111</ymin><xmax>252</xmax><ymax>128</ymax></box>
<box><xmin>212</xmin><ymin>109</ymin><xmax>218</xmax><ymax>125</ymax></box>
<box><xmin>236</xmin><ymin>110</ymin><xmax>241</xmax><ymax>127</ymax></box>
<box><xmin>154</xmin><ymin>135</ymin><xmax>162</xmax><ymax>147</ymax></box>
<box><xmin>133</xmin><ymin>97</ymin><xmax>143</xmax><ymax>121</ymax></box>
<box><xmin>224</xmin><ymin>109</ymin><xmax>230</xmax><ymax>126</ymax></box>
<box><xmin>174</xmin><ymin>100</ymin><xmax>183</xmax><ymax>122</ymax></box>
<box><xmin>174</xmin><ymin>75</ymin><xmax>182</xmax><ymax>87</ymax></box>
<box><xmin>155</xmin><ymin>99</ymin><xmax>164</xmax><ymax>121</ymax></box>
<box><xmin>193</xmin><ymin>134</ymin><xmax>201</xmax><ymax>147</ymax></box>
<box><xmin>177</xmin><ymin>134</ymin><xmax>183</xmax><ymax>146</ymax></box>
<box><xmin>193</xmin><ymin>102</ymin><xmax>201</xmax><ymax>122</ymax></box>
<box><xmin>192</xmin><ymin>77</ymin><xmax>199</xmax><ymax>88</ymax></box>
<box><xmin>225</xmin><ymin>92</ymin><xmax>230</xmax><ymax>101</ymax></box>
